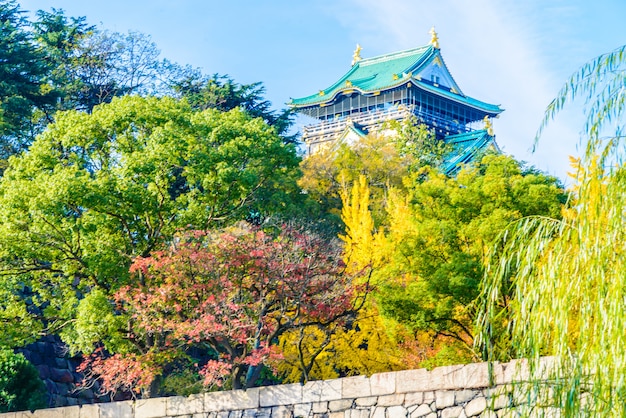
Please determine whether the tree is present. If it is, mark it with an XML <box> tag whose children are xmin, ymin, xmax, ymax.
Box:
<box><xmin>0</xmin><ymin>96</ymin><xmax>301</xmax><ymax>349</ymax></box>
<box><xmin>340</xmin><ymin>155</ymin><xmax>566</xmax><ymax>365</ymax></box>
<box><xmin>0</xmin><ymin>349</ymin><xmax>46</xmax><ymax>412</ymax></box>
<box><xmin>170</xmin><ymin>73</ymin><xmax>294</xmax><ymax>141</ymax></box>
<box><xmin>299</xmin><ymin>127</ymin><xmax>436</xmax><ymax>231</ymax></box>
<box><xmin>385</xmin><ymin>115</ymin><xmax>451</xmax><ymax>171</ymax></box>
<box><xmin>273</xmin><ymin>306</ymin><xmax>406</xmax><ymax>383</ymax></box>
<box><xmin>76</xmin><ymin>224</ymin><xmax>363</xmax><ymax>396</ymax></box>
<box><xmin>0</xmin><ymin>0</ymin><xmax>56</xmax><ymax>163</ymax></box>
<box><xmin>478</xmin><ymin>45</ymin><xmax>626</xmax><ymax>416</ymax></box>
<box><xmin>32</xmin><ymin>10</ymin><xmax>166</xmax><ymax>113</ymax></box>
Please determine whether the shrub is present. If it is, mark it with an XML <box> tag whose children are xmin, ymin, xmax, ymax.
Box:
<box><xmin>0</xmin><ymin>350</ymin><xmax>46</xmax><ymax>412</ymax></box>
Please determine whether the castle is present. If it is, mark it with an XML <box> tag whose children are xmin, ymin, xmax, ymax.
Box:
<box><xmin>289</xmin><ymin>28</ymin><xmax>504</xmax><ymax>174</ymax></box>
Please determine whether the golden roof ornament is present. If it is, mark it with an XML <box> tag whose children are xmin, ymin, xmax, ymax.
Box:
<box><xmin>351</xmin><ymin>44</ymin><xmax>362</xmax><ymax>66</ymax></box>
<box><xmin>484</xmin><ymin>116</ymin><xmax>494</xmax><ymax>136</ymax></box>
<box><xmin>429</xmin><ymin>26</ymin><xmax>440</xmax><ymax>49</ymax></box>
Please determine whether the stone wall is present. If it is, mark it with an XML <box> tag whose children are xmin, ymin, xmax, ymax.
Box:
<box><xmin>17</xmin><ymin>335</ymin><xmax>110</xmax><ymax>408</ymax></box>
<box><xmin>0</xmin><ymin>358</ymin><xmax>554</xmax><ymax>418</ymax></box>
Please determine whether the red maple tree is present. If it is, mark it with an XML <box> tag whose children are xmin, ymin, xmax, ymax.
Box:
<box><xmin>79</xmin><ymin>224</ymin><xmax>365</xmax><ymax>395</ymax></box>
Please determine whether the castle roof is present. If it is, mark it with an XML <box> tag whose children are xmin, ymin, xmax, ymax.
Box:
<box><xmin>289</xmin><ymin>44</ymin><xmax>503</xmax><ymax>117</ymax></box>
<box><xmin>442</xmin><ymin>129</ymin><xmax>498</xmax><ymax>175</ymax></box>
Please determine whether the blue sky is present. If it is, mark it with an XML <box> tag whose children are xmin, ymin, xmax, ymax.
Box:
<box><xmin>18</xmin><ymin>0</ymin><xmax>626</xmax><ymax>180</ymax></box>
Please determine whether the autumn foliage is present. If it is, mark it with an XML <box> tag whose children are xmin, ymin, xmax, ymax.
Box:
<box><xmin>79</xmin><ymin>224</ymin><xmax>364</xmax><ymax>395</ymax></box>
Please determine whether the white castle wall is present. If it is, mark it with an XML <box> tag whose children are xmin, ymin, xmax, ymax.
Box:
<box><xmin>0</xmin><ymin>358</ymin><xmax>558</xmax><ymax>418</ymax></box>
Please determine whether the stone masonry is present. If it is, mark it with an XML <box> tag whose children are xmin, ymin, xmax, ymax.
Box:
<box><xmin>0</xmin><ymin>358</ymin><xmax>559</xmax><ymax>418</ymax></box>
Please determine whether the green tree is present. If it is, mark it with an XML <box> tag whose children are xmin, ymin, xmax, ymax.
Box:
<box><xmin>0</xmin><ymin>95</ymin><xmax>301</xmax><ymax>349</ymax></box>
<box><xmin>0</xmin><ymin>349</ymin><xmax>46</xmax><ymax>412</ymax></box>
<box><xmin>170</xmin><ymin>73</ymin><xmax>294</xmax><ymax>141</ymax></box>
<box><xmin>299</xmin><ymin>125</ymin><xmax>438</xmax><ymax>230</ymax></box>
<box><xmin>344</xmin><ymin>155</ymin><xmax>566</xmax><ymax>364</ymax></box>
<box><xmin>385</xmin><ymin>115</ymin><xmax>451</xmax><ymax>171</ymax></box>
<box><xmin>478</xmin><ymin>45</ymin><xmax>626</xmax><ymax>416</ymax></box>
<box><xmin>32</xmin><ymin>8</ymin><xmax>95</xmax><ymax>112</ymax></box>
<box><xmin>32</xmin><ymin>10</ymin><xmax>165</xmax><ymax>113</ymax></box>
<box><xmin>0</xmin><ymin>0</ymin><xmax>55</xmax><ymax>163</ymax></box>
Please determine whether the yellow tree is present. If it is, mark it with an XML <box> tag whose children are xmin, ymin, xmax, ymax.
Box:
<box><xmin>273</xmin><ymin>175</ymin><xmax>405</xmax><ymax>383</ymax></box>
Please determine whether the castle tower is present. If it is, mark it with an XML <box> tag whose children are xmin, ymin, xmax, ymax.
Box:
<box><xmin>288</xmin><ymin>29</ymin><xmax>504</xmax><ymax>174</ymax></box>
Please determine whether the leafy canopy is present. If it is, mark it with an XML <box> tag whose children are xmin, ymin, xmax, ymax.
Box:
<box><xmin>0</xmin><ymin>95</ymin><xmax>301</xmax><ymax>348</ymax></box>
<box><xmin>77</xmin><ymin>224</ymin><xmax>362</xmax><ymax>395</ymax></box>
<box><xmin>340</xmin><ymin>154</ymin><xmax>566</xmax><ymax>366</ymax></box>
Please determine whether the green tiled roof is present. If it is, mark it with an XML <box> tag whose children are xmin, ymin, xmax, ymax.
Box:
<box><xmin>442</xmin><ymin>129</ymin><xmax>495</xmax><ymax>175</ymax></box>
<box><xmin>289</xmin><ymin>44</ymin><xmax>502</xmax><ymax>116</ymax></box>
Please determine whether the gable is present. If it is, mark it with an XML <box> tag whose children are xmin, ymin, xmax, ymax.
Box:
<box><xmin>415</xmin><ymin>54</ymin><xmax>463</xmax><ymax>94</ymax></box>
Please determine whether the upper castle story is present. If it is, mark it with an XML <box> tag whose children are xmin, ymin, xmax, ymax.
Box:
<box><xmin>288</xmin><ymin>28</ymin><xmax>504</xmax><ymax>174</ymax></box>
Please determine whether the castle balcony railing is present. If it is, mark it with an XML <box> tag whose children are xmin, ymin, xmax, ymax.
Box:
<box><xmin>302</xmin><ymin>105</ymin><xmax>471</xmax><ymax>142</ymax></box>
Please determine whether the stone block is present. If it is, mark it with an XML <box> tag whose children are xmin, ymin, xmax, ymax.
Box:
<box><xmin>259</xmin><ymin>384</ymin><xmax>302</xmax><ymax>407</ymax></box>
<box><xmin>435</xmin><ymin>391</ymin><xmax>455</xmax><ymax>409</ymax></box>
<box><xmin>441</xmin><ymin>406</ymin><xmax>464</xmax><ymax>418</ymax></box>
<box><xmin>347</xmin><ymin>409</ymin><xmax>370</xmax><ymax>418</ymax></box>
<box><xmin>456</xmin><ymin>363</ymin><xmax>490</xmax><ymax>389</ymax></box>
<box><xmin>99</xmin><ymin>400</ymin><xmax>133</xmax><ymax>418</ymax></box>
<box><xmin>404</xmin><ymin>392</ymin><xmax>423</xmax><ymax>407</ymax></box>
<box><xmin>294</xmin><ymin>403</ymin><xmax>312</xmax><ymax>418</ymax></box>
<box><xmin>341</xmin><ymin>375</ymin><xmax>371</xmax><ymax>398</ymax></box>
<box><xmin>253</xmin><ymin>409</ymin><xmax>272</xmax><ymax>418</ymax></box>
<box><xmin>355</xmin><ymin>396</ymin><xmax>377</xmax><ymax>407</ymax></box>
<box><xmin>271</xmin><ymin>405</ymin><xmax>292</xmax><ymax>418</ymax></box>
<box><xmin>386</xmin><ymin>405</ymin><xmax>407</xmax><ymax>418</ymax></box>
<box><xmin>499</xmin><ymin>359</ymin><xmax>530</xmax><ymax>385</ymax></box>
<box><xmin>487</xmin><ymin>363</ymin><xmax>505</xmax><ymax>386</ymax></box>
<box><xmin>207</xmin><ymin>388</ymin><xmax>260</xmax><ymax>411</ymax></box>
<box><xmin>75</xmin><ymin>388</ymin><xmax>94</xmax><ymax>401</ymax></box>
<box><xmin>312</xmin><ymin>402</ymin><xmax>328</xmax><ymax>413</ymax></box>
<box><xmin>410</xmin><ymin>404</ymin><xmax>432</xmax><ymax>418</ymax></box>
<box><xmin>423</xmin><ymin>392</ymin><xmax>435</xmax><ymax>404</ymax></box>
<box><xmin>303</xmin><ymin>379</ymin><xmax>342</xmax><ymax>402</ymax></box>
<box><xmin>135</xmin><ymin>397</ymin><xmax>167</xmax><ymax>418</ymax></box>
<box><xmin>329</xmin><ymin>412</ymin><xmax>344</xmax><ymax>418</ymax></box>
<box><xmin>371</xmin><ymin>407</ymin><xmax>386</xmax><ymax>418</ymax></box>
<box><xmin>228</xmin><ymin>410</ymin><xmax>242</xmax><ymax>418</ymax></box>
<box><xmin>328</xmin><ymin>399</ymin><xmax>353</xmax><ymax>412</ymax></box>
<box><xmin>241</xmin><ymin>409</ymin><xmax>259</xmax><ymax>418</ymax></box>
<box><xmin>167</xmin><ymin>394</ymin><xmax>205</xmax><ymax>416</ymax></box>
<box><xmin>36</xmin><ymin>365</ymin><xmax>51</xmax><ymax>380</ymax></box>
<box><xmin>464</xmin><ymin>397</ymin><xmax>487</xmax><ymax>417</ymax></box>
<box><xmin>456</xmin><ymin>390</ymin><xmax>479</xmax><ymax>404</ymax></box>
<box><xmin>427</xmin><ymin>365</ymin><xmax>463</xmax><ymax>391</ymax></box>
<box><xmin>482</xmin><ymin>386</ymin><xmax>509</xmax><ymax>399</ymax></box>
<box><xmin>530</xmin><ymin>407</ymin><xmax>560</xmax><ymax>418</ymax></box>
<box><xmin>49</xmin><ymin>368</ymin><xmax>74</xmax><ymax>384</ymax></box>
<box><xmin>78</xmin><ymin>404</ymin><xmax>99</xmax><ymax>418</ymax></box>
<box><xmin>487</xmin><ymin>393</ymin><xmax>510</xmax><ymax>410</ymax></box>
<box><xmin>31</xmin><ymin>406</ymin><xmax>79</xmax><ymax>418</ymax></box>
<box><xmin>370</xmin><ymin>371</ymin><xmax>396</xmax><ymax>396</ymax></box>
<box><xmin>395</xmin><ymin>369</ymin><xmax>431</xmax><ymax>393</ymax></box>
<box><xmin>495</xmin><ymin>407</ymin><xmax>517</xmax><ymax>418</ymax></box>
<box><xmin>479</xmin><ymin>411</ymin><xmax>497</xmax><ymax>418</ymax></box>
<box><xmin>377</xmin><ymin>393</ymin><xmax>404</xmax><ymax>407</ymax></box>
